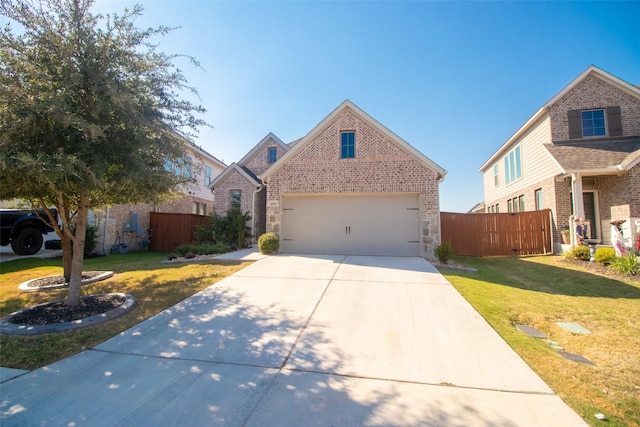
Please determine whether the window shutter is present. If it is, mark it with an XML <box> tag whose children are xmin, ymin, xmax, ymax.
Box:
<box><xmin>607</xmin><ymin>106</ymin><xmax>622</xmax><ymax>136</ymax></box>
<box><xmin>568</xmin><ymin>110</ymin><xmax>582</xmax><ymax>139</ymax></box>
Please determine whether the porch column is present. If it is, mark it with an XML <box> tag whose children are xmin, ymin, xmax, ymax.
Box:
<box><xmin>570</xmin><ymin>173</ymin><xmax>585</xmax><ymax>247</ymax></box>
<box><xmin>571</xmin><ymin>173</ymin><xmax>585</xmax><ymax>219</ymax></box>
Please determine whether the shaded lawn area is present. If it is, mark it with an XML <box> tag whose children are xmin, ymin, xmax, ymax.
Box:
<box><xmin>0</xmin><ymin>252</ymin><xmax>251</xmax><ymax>370</ymax></box>
<box><xmin>440</xmin><ymin>255</ymin><xmax>640</xmax><ymax>427</ymax></box>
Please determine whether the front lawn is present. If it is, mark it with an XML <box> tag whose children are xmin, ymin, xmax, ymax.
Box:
<box><xmin>440</xmin><ymin>255</ymin><xmax>640</xmax><ymax>427</ymax></box>
<box><xmin>0</xmin><ymin>252</ymin><xmax>251</xmax><ymax>369</ymax></box>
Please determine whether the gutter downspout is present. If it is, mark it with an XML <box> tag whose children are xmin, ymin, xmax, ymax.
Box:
<box><xmin>252</xmin><ymin>185</ymin><xmax>263</xmax><ymax>244</ymax></box>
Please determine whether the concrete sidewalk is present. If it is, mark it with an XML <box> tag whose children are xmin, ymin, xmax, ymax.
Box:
<box><xmin>0</xmin><ymin>254</ymin><xmax>587</xmax><ymax>426</ymax></box>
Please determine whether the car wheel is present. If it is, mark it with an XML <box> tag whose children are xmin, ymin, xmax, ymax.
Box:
<box><xmin>11</xmin><ymin>228</ymin><xmax>44</xmax><ymax>255</ymax></box>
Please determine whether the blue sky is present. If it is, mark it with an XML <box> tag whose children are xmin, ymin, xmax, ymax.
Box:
<box><xmin>41</xmin><ymin>2</ymin><xmax>640</xmax><ymax>211</ymax></box>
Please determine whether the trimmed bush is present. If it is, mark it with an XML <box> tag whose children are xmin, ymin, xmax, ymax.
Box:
<box><xmin>435</xmin><ymin>240</ymin><xmax>453</xmax><ymax>264</ymax></box>
<box><xmin>594</xmin><ymin>247</ymin><xmax>616</xmax><ymax>265</ymax></box>
<box><xmin>258</xmin><ymin>232</ymin><xmax>280</xmax><ymax>254</ymax></box>
<box><xmin>610</xmin><ymin>253</ymin><xmax>639</xmax><ymax>276</ymax></box>
<box><xmin>565</xmin><ymin>245</ymin><xmax>591</xmax><ymax>261</ymax></box>
<box><xmin>176</xmin><ymin>244</ymin><xmax>191</xmax><ymax>257</ymax></box>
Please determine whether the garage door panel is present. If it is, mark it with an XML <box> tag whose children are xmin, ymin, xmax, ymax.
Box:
<box><xmin>281</xmin><ymin>195</ymin><xmax>419</xmax><ymax>256</ymax></box>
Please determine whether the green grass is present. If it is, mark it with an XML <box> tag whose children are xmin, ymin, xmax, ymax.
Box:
<box><xmin>440</xmin><ymin>255</ymin><xmax>640</xmax><ymax>427</ymax></box>
<box><xmin>0</xmin><ymin>252</ymin><xmax>251</xmax><ymax>369</ymax></box>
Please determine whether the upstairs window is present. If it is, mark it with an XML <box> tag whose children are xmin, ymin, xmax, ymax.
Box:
<box><xmin>568</xmin><ymin>106</ymin><xmax>622</xmax><ymax>139</ymax></box>
<box><xmin>268</xmin><ymin>147</ymin><xmax>277</xmax><ymax>164</ymax></box>
<box><xmin>504</xmin><ymin>146</ymin><xmax>522</xmax><ymax>185</ymax></box>
<box><xmin>581</xmin><ymin>110</ymin><xmax>606</xmax><ymax>137</ymax></box>
<box><xmin>341</xmin><ymin>131</ymin><xmax>355</xmax><ymax>159</ymax></box>
<box><xmin>205</xmin><ymin>166</ymin><xmax>212</xmax><ymax>186</ymax></box>
<box><xmin>493</xmin><ymin>165</ymin><xmax>499</xmax><ymax>187</ymax></box>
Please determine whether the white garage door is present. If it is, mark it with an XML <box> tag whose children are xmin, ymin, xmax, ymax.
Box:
<box><xmin>281</xmin><ymin>194</ymin><xmax>420</xmax><ymax>256</ymax></box>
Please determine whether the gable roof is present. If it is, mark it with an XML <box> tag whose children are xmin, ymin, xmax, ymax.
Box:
<box><xmin>238</xmin><ymin>132</ymin><xmax>289</xmax><ymax>167</ymax></box>
<box><xmin>260</xmin><ymin>100</ymin><xmax>447</xmax><ymax>182</ymax></box>
<box><xmin>543</xmin><ymin>136</ymin><xmax>640</xmax><ymax>175</ymax></box>
<box><xmin>207</xmin><ymin>162</ymin><xmax>261</xmax><ymax>190</ymax></box>
<box><xmin>479</xmin><ymin>65</ymin><xmax>640</xmax><ymax>172</ymax></box>
<box><xmin>189</xmin><ymin>142</ymin><xmax>226</xmax><ymax>169</ymax></box>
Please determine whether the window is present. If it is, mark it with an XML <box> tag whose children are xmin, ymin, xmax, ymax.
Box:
<box><xmin>507</xmin><ymin>199</ymin><xmax>513</xmax><ymax>213</ymax></box>
<box><xmin>193</xmin><ymin>202</ymin><xmax>207</xmax><ymax>216</ymax></box>
<box><xmin>230</xmin><ymin>190</ymin><xmax>241</xmax><ymax>210</ymax></box>
<box><xmin>495</xmin><ymin>204</ymin><xmax>500</xmax><ymax>213</ymax></box>
<box><xmin>164</xmin><ymin>158</ymin><xmax>173</xmax><ymax>172</ymax></box>
<box><xmin>518</xmin><ymin>195</ymin><xmax>525</xmax><ymax>212</ymax></box>
<box><xmin>341</xmin><ymin>131</ymin><xmax>355</xmax><ymax>159</ymax></box>
<box><xmin>174</xmin><ymin>158</ymin><xmax>182</xmax><ymax>176</ymax></box>
<box><xmin>582</xmin><ymin>110</ymin><xmax>606</xmax><ymax>137</ymax></box>
<box><xmin>268</xmin><ymin>147</ymin><xmax>277</xmax><ymax>164</ymax></box>
<box><xmin>535</xmin><ymin>188</ymin><xmax>543</xmax><ymax>210</ymax></box>
<box><xmin>183</xmin><ymin>155</ymin><xmax>192</xmax><ymax>178</ymax></box>
<box><xmin>493</xmin><ymin>165</ymin><xmax>499</xmax><ymax>187</ymax></box>
<box><xmin>504</xmin><ymin>146</ymin><xmax>522</xmax><ymax>184</ymax></box>
<box><xmin>568</xmin><ymin>107</ymin><xmax>622</xmax><ymax>139</ymax></box>
<box><xmin>205</xmin><ymin>166</ymin><xmax>212</xmax><ymax>186</ymax></box>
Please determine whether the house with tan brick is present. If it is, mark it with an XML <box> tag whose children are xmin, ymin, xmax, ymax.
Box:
<box><xmin>209</xmin><ymin>133</ymin><xmax>290</xmax><ymax>240</ymax></box>
<box><xmin>479</xmin><ymin>66</ymin><xmax>640</xmax><ymax>252</ymax></box>
<box><xmin>259</xmin><ymin>100</ymin><xmax>447</xmax><ymax>259</ymax></box>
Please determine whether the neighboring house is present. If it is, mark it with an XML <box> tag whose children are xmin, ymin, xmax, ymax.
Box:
<box><xmin>209</xmin><ymin>133</ymin><xmax>290</xmax><ymax>239</ymax></box>
<box><xmin>479</xmin><ymin>66</ymin><xmax>640</xmax><ymax>252</ymax></box>
<box><xmin>92</xmin><ymin>143</ymin><xmax>226</xmax><ymax>252</ymax></box>
<box><xmin>260</xmin><ymin>100</ymin><xmax>447</xmax><ymax>259</ymax></box>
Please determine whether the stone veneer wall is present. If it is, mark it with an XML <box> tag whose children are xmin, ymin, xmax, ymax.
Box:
<box><xmin>549</xmin><ymin>74</ymin><xmax>640</xmax><ymax>141</ymax></box>
<box><xmin>264</xmin><ymin>108</ymin><xmax>441</xmax><ymax>259</ymax></box>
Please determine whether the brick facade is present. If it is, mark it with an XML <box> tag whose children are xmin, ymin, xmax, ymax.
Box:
<box><xmin>550</xmin><ymin>74</ymin><xmax>640</xmax><ymax>141</ymax></box>
<box><xmin>264</xmin><ymin>107</ymin><xmax>442</xmax><ymax>258</ymax></box>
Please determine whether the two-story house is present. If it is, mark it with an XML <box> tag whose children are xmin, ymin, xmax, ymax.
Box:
<box><xmin>212</xmin><ymin>100</ymin><xmax>447</xmax><ymax>258</ymax></box>
<box><xmin>93</xmin><ymin>143</ymin><xmax>226</xmax><ymax>252</ymax></box>
<box><xmin>479</xmin><ymin>66</ymin><xmax>640</xmax><ymax>252</ymax></box>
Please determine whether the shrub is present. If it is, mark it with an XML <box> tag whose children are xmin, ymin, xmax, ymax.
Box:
<box><xmin>190</xmin><ymin>241</ymin><xmax>230</xmax><ymax>255</ymax></box>
<box><xmin>565</xmin><ymin>245</ymin><xmax>591</xmax><ymax>261</ymax></box>
<box><xmin>435</xmin><ymin>240</ymin><xmax>453</xmax><ymax>264</ymax></box>
<box><xmin>594</xmin><ymin>247</ymin><xmax>616</xmax><ymax>265</ymax></box>
<box><xmin>176</xmin><ymin>244</ymin><xmax>191</xmax><ymax>257</ymax></box>
<box><xmin>610</xmin><ymin>253</ymin><xmax>640</xmax><ymax>276</ymax></box>
<box><xmin>258</xmin><ymin>232</ymin><xmax>280</xmax><ymax>254</ymax></box>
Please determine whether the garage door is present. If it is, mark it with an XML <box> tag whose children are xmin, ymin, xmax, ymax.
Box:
<box><xmin>281</xmin><ymin>194</ymin><xmax>420</xmax><ymax>256</ymax></box>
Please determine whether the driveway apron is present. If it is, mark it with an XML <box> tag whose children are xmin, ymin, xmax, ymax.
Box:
<box><xmin>0</xmin><ymin>254</ymin><xmax>587</xmax><ymax>426</ymax></box>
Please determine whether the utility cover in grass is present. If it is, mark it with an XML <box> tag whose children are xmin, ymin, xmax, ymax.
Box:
<box><xmin>556</xmin><ymin>322</ymin><xmax>592</xmax><ymax>334</ymax></box>
<box><xmin>558</xmin><ymin>351</ymin><xmax>596</xmax><ymax>366</ymax></box>
<box><xmin>515</xmin><ymin>324</ymin><xmax>548</xmax><ymax>338</ymax></box>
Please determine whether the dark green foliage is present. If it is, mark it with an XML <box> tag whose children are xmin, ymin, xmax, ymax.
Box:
<box><xmin>565</xmin><ymin>245</ymin><xmax>591</xmax><ymax>261</ymax></box>
<box><xmin>258</xmin><ymin>232</ymin><xmax>280</xmax><ymax>254</ymax></box>
<box><xmin>594</xmin><ymin>247</ymin><xmax>616</xmax><ymax>265</ymax></box>
<box><xmin>610</xmin><ymin>253</ymin><xmax>639</xmax><ymax>276</ymax></box>
<box><xmin>176</xmin><ymin>244</ymin><xmax>191</xmax><ymax>257</ymax></box>
<box><xmin>83</xmin><ymin>224</ymin><xmax>99</xmax><ymax>257</ymax></box>
<box><xmin>435</xmin><ymin>240</ymin><xmax>453</xmax><ymax>264</ymax></box>
<box><xmin>200</xmin><ymin>209</ymin><xmax>251</xmax><ymax>250</ymax></box>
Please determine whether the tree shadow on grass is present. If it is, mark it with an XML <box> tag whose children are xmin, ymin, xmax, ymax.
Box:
<box><xmin>443</xmin><ymin>256</ymin><xmax>640</xmax><ymax>299</ymax></box>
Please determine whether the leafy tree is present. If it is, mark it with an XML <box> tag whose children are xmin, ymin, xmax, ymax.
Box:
<box><xmin>0</xmin><ymin>0</ymin><xmax>207</xmax><ymax>305</ymax></box>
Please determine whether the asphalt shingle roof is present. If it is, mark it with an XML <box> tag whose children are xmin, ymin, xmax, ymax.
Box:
<box><xmin>543</xmin><ymin>137</ymin><xmax>640</xmax><ymax>172</ymax></box>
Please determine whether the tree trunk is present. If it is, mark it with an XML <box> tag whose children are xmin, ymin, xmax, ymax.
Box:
<box><xmin>66</xmin><ymin>193</ymin><xmax>90</xmax><ymax>307</ymax></box>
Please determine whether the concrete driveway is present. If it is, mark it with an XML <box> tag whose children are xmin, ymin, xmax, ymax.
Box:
<box><xmin>0</xmin><ymin>254</ymin><xmax>587</xmax><ymax>426</ymax></box>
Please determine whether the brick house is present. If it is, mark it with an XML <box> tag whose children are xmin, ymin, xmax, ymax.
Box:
<box><xmin>209</xmin><ymin>133</ymin><xmax>290</xmax><ymax>240</ymax></box>
<box><xmin>259</xmin><ymin>100</ymin><xmax>447</xmax><ymax>259</ymax></box>
<box><xmin>92</xmin><ymin>143</ymin><xmax>226</xmax><ymax>252</ymax></box>
<box><xmin>479</xmin><ymin>66</ymin><xmax>640</xmax><ymax>252</ymax></box>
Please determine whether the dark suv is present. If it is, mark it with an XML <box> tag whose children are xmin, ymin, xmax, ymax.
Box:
<box><xmin>0</xmin><ymin>208</ymin><xmax>59</xmax><ymax>255</ymax></box>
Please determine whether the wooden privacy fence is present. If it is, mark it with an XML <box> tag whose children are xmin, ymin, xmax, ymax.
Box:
<box><xmin>440</xmin><ymin>210</ymin><xmax>553</xmax><ymax>256</ymax></box>
<box><xmin>148</xmin><ymin>212</ymin><xmax>209</xmax><ymax>252</ymax></box>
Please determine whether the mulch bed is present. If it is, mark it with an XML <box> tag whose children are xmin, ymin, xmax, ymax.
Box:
<box><xmin>9</xmin><ymin>294</ymin><xmax>126</xmax><ymax>325</ymax></box>
<box><xmin>25</xmin><ymin>272</ymin><xmax>105</xmax><ymax>289</ymax></box>
<box><xmin>560</xmin><ymin>258</ymin><xmax>639</xmax><ymax>282</ymax></box>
